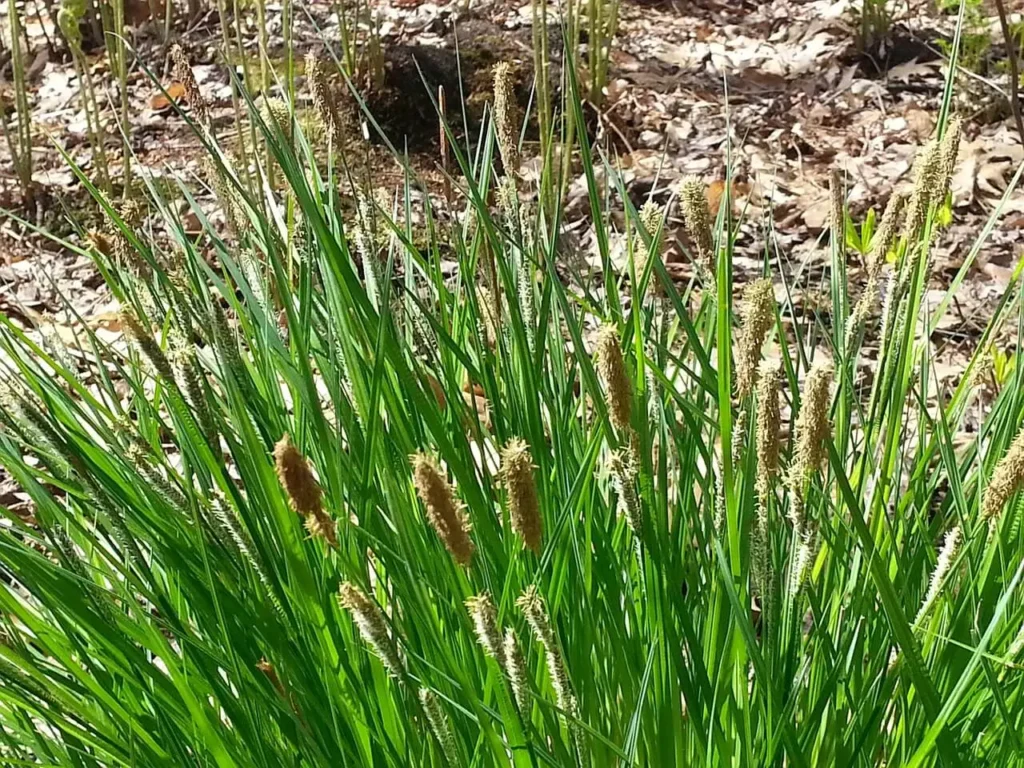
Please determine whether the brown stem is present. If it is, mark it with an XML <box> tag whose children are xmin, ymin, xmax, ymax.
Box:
<box><xmin>994</xmin><ymin>0</ymin><xmax>1024</xmax><ymax>145</ymax></box>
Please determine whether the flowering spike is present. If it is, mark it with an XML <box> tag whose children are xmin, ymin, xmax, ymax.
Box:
<box><xmin>273</xmin><ymin>435</ymin><xmax>323</xmax><ymax>517</ymax></box>
<box><xmin>595</xmin><ymin>324</ymin><xmax>632</xmax><ymax>433</ymax></box>
<box><xmin>500</xmin><ymin>438</ymin><xmax>542</xmax><ymax>552</ymax></box>
<box><xmin>411</xmin><ymin>453</ymin><xmax>474</xmax><ymax>566</ymax></box>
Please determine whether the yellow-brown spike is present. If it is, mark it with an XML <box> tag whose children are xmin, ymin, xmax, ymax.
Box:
<box><xmin>411</xmin><ymin>452</ymin><xmax>475</xmax><ymax>566</ymax></box>
<box><xmin>500</xmin><ymin>438</ymin><xmax>542</xmax><ymax>553</ymax></box>
<box><xmin>273</xmin><ymin>435</ymin><xmax>323</xmax><ymax>517</ymax></box>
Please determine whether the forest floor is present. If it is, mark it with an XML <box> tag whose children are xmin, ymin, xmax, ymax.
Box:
<box><xmin>1</xmin><ymin>0</ymin><xmax>1022</xmax><ymax>391</ymax></box>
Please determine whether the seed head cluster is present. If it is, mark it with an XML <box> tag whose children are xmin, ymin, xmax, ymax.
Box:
<box><xmin>754</xmin><ymin>361</ymin><xmax>782</xmax><ymax>504</ymax></box>
<box><xmin>982</xmin><ymin>423</ymin><xmax>1024</xmax><ymax>520</ymax></box>
<box><xmin>787</xmin><ymin>359</ymin><xmax>834</xmax><ymax>528</ymax></box>
<box><xmin>938</xmin><ymin>116</ymin><xmax>962</xmax><ymax>199</ymax></box>
<box><xmin>504</xmin><ymin>628</ymin><xmax>531</xmax><ymax>712</ymax></box>
<box><xmin>633</xmin><ymin>200</ymin><xmax>664</xmax><ymax>295</ymax></box>
<box><xmin>273</xmin><ymin>435</ymin><xmax>337</xmax><ymax>546</ymax></box>
<box><xmin>595</xmin><ymin>323</ymin><xmax>632</xmax><ymax>433</ymax></box>
<box><xmin>829</xmin><ymin>169</ymin><xmax>845</xmax><ymax>257</ymax></box>
<box><xmin>517</xmin><ymin>585</ymin><xmax>577</xmax><ymax>719</ymax></box>
<box><xmin>260</xmin><ymin>97</ymin><xmax>292</xmax><ymax>139</ymax></box>
<box><xmin>735</xmin><ymin>278</ymin><xmax>776</xmax><ymax>399</ymax></box>
<box><xmin>305</xmin><ymin>52</ymin><xmax>341</xmax><ymax>144</ymax></box>
<box><xmin>609</xmin><ymin>450</ymin><xmax>642</xmax><ymax>536</ymax></box>
<box><xmin>500</xmin><ymin>438</ymin><xmax>542</xmax><ymax>553</ymax></box>
<box><xmin>411</xmin><ymin>452</ymin><xmax>474</xmax><ymax>566</ymax></box>
<box><xmin>869</xmin><ymin>192</ymin><xmax>906</xmax><ymax>277</ymax></box>
<box><xmin>493</xmin><ymin>62</ymin><xmax>519</xmax><ymax>176</ymax></box>
<box><xmin>121</xmin><ymin>310</ymin><xmax>175</xmax><ymax>384</ymax></box>
<box><xmin>274</xmin><ymin>435</ymin><xmax>323</xmax><ymax>516</ymax></box>
<box><xmin>679</xmin><ymin>177</ymin><xmax>715</xmax><ymax>284</ymax></box>
<box><xmin>171</xmin><ymin>44</ymin><xmax>210</xmax><ymax>130</ymax></box>
<box><xmin>419</xmin><ymin>688</ymin><xmax>459</xmax><ymax>765</ymax></box>
<box><xmin>902</xmin><ymin>140</ymin><xmax>941</xmax><ymax>240</ymax></box>
<box><xmin>339</xmin><ymin>581</ymin><xmax>404</xmax><ymax>676</ymax></box>
<box><xmin>466</xmin><ymin>593</ymin><xmax>505</xmax><ymax>669</ymax></box>
<box><xmin>914</xmin><ymin>525</ymin><xmax>962</xmax><ymax>626</ymax></box>
<box><xmin>846</xmin><ymin>190</ymin><xmax>904</xmax><ymax>353</ymax></box>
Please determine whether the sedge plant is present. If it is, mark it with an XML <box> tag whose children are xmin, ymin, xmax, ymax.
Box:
<box><xmin>3</xmin><ymin>18</ymin><xmax>1024</xmax><ymax>768</ymax></box>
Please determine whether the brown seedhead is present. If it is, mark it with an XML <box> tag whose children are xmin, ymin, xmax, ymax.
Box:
<box><xmin>274</xmin><ymin>435</ymin><xmax>323</xmax><ymax>517</ymax></box>
<box><xmin>171</xmin><ymin>44</ymin><xmax>210</xmax><ymax>129</ymax></box>
<box><xmin>500</xmin><ymin>438</ymin><xmax>542</xmax><ymax>553</ymax></box>
<box><xmin>411</xmin><ymin>452</ymin><xmax>475</xmax><ymax>566</ymax></box>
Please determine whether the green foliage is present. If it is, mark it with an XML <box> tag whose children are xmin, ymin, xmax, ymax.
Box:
<box><xmin>936</xmin><ymin>0</ymin><xmax>991</xmax><ymax>74</ymax></box>
<box><xmin>3</xmin><ymin>35</ymin><xmax>1024</xmax><ymax>768</ymax></box>
<box><xmin>855</xmin><ymin>0</ymin><xmax>894</xmax><ymax>55</ymax></box>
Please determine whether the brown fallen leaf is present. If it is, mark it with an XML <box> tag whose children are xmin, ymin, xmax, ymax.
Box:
<box><xmin>706</xmin><ymin>179</ymin><xmax>750</xmax><ymax>217</ymax></box>
<box><xmin>150</xmin><ymin>82</ymin><xmax>187</xmax><ymax>112</ymax></box>
<box><xmin>88</xmin><ymin>310</ymin><xmax>123</xmax><ymax>332</ymax></box>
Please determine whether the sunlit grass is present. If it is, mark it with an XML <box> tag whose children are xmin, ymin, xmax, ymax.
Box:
<box><xmin>1</xmin><ymin>16</ymin><xmax>1024</xmax><ymax>766</ymax></box>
